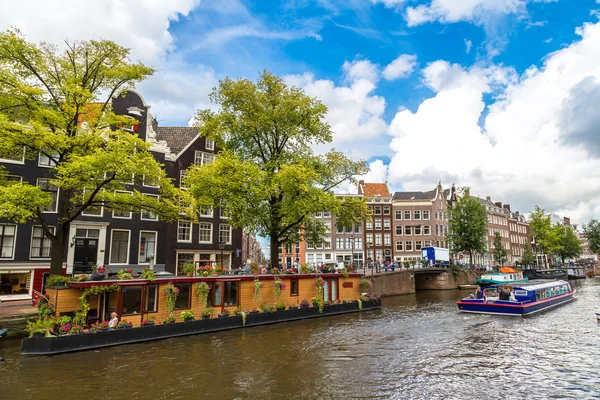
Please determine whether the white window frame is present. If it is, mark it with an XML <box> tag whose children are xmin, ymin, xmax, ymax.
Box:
<box><xmin>37</xmin><ymin>178</ymin><xmax>59</xmax><ymax>213</ymax></box>
<box><xmin>198</xmin><ymin>222</ymin><xmax>213</xmax><ymax>244</ymax></box>
<box><xmin>404</xmin><ymin>210</ymin><xmax>411</xmax><ymax>220</ymax></box>
<box><xmin>81</xmin><ymin>188</ymin><xmax>103</xmax><ymax>217</ymax></box>
<box><xmin>109</xmin><ymin>229</ymin><xmax>131</xmax><ymax>265</ymax></box>
<box><xmin>0</xmin><ymin>224</ymin><xmax>17</xmax><ymax>260</ymax></box>
<box><xmin>177</xmin><ymin>221</ymin><xmax>193</xmax><ymax>243</ymax></box>
<box><xmin>194</xmin><ymin>150</ymin><xmax>215</xmax><ymax>166</ymax></box>
<box><xmin>395</xmin><ymin>210</ymin><xmax>402</xmax><ymax>220</ymax></box>
<box><xmin>38</xmin><ymin>150</ymin><xmax>58</xmax><ymax>168</ymax></box>
<box><xmin>423</xmin><ymin>210</ymin><xmax>430</xmax><ymax>220</ymax></box>
<box><xmin>119</xmin><ymin>174</ymin><xmax>134</xmax><ymax>185</ymax></box>
<box><xmin>180</xmin><ymin>170</ymin><xmax>188</xmax><ymax>189</ymax></box>
<box><xmin>205</xmin><ymin>139</ymin><xmax>215</xmax><ymax>151</ymax></box>
<box><xmin>396</xmin><ymin>241</ymin><xmax>403</xmax><ymax>252</ymax></box>
<box><xmin>142</xmin><ymin>175</ymin><xmax>159</xmax><ymax>188</ymax></box>
<box><xmin>30</xmin><ymin>225</ymin><xmax>55</xmax><ymax>259</ymax></box>
<box><xmin>219</xmin><ymin>223</ymin><xmax>232</xmax><ymax>245</ymax></box>
<box><xmin>199</xmin><ymin>206</ymin><xmax>214</xmax><ymax>218</ymax></box>
<box><xmin>141</xmin><ymin>194</ymin><xmax>159</xmax><ymax>221</ymax></box>
<box><xmin>138</xmin><ymin>230</ymin><xmax>157</xmax><ymax>265</ymax></box>
<box><xmin>112</xmin><ymin>191</ymin><xmax>133</xmax><ymax>219</ymax></box>
<box><xmin>0</xmin><ymin>146</ymin><xmax>25</xmax><ymax>164</ymax></box>
<box><xmin>6</xmin><ymin>175</ymin><xmax>22</xmax><ymax>183</ymax></box>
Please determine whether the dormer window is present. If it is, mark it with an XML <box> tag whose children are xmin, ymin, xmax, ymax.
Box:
<box><xmin>127</xmin><ymin>107</ymin><xmax>144</xmax><ymax>117</ymax></box>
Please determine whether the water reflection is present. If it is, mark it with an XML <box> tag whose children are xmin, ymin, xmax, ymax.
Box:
<box><xmin>1</xmin><ymin>280</ymin><xmax>599</xmax><ymax>399</ymax></box>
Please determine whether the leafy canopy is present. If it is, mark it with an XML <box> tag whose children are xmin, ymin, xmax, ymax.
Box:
<box><xmin>187</xmin><ymin>71</ymin><xmax>369</xmax><ymax>264</ymax></box>
<box><xmin>583</xmin><ymin>219</ymin><xmax>600</xmax><ymax>255</ymax></box>
<box><xmin>448</xmin><ymin>189</ymin><xmax>488</xmax><ymax>263</ymax></box>
<box><xmin>0</xmin><ymin>30</ymin><xmax>188</xmax><ymax>273</ymax></box>
<box><xmin>491</xmin><ymin>232</ymin><xmax>507</xmax><ymax>266</ymax></box>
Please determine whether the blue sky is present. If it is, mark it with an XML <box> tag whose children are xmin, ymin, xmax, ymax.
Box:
<box><xmin>3</xmin><ymin>0</ymin><xmax>600</xmax><ymax>232</ymax></box>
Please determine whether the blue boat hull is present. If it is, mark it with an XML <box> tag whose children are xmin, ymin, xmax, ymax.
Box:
<box><xmin>456</xmin><ymin>293</ymin><xmax>574</xmax><ymax>316</ymax></box>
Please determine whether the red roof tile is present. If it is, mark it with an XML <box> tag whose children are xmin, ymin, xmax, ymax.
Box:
<box><xmin>359</xmin><ymin>182</ymin><xmax>390</xmax><ymax>197</ymax></box>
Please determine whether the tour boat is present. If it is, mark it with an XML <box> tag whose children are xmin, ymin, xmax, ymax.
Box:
<box><xmin>456</xmin><ymin>280</ymin><xmax>574</xmax><ymax>316</ymax></box>
<box><xmin>476</xmin><ymin>267</ymin><xmax>528</xmax><ymax>286</ymax></box>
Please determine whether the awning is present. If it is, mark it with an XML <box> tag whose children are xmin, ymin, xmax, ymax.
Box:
<box><xmin>0</xmin><ymin>270</ymin><xmax>32</xmax><ymax>274</ymax></box>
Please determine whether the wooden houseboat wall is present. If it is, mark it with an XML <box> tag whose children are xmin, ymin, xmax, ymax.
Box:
<box><xmin>47</xmin><ymin>274</ymin><xmax>363</xmax><ymax>327</ymax></box>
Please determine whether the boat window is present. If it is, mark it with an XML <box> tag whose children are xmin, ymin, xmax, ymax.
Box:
<box><xmin>146</xmin><ymin>284</ymin><xmax>158</xmax><ymax>313</ymax></box>
<box><xmin>122</xmin><ymin>286</ymin><xmax>143</xmax><ymax>315</ymax></box>
<box><xmin>515</xmin><ymin>290</ymin><xmax>527</xmax><ymax>296</ymax></box>
<box><xmin>174</xmin><ymin>282</ymin><xmax>191</xmax><ymax>309</ymax></box>
<box><xmin>223</xmin><ymin>281</ymin><xmax>238</xmax><ymax>306</ymax></box>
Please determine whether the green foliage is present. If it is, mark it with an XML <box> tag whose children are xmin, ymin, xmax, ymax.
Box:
<box><xmin>141</xmin><ymin>268</ymin><xmax>155</xmax><ymax>281</ymax></box>
<box><xmin>551</xmin><ymin>223</ymin><xmax>582</xmax><ymax>265</ymax></box>
<box><xmin>117</xmin><ymin>269</ymin><xmax>133</xmax><ymax>280</ymax></box>
<box><xmin>182</xmin><ymin>263</ymin><xmax>196</xmax><ymax>275</ymax></box>
<box><xmin>163</xmin><ymin>283</ymin><xmax>179</xmax><ymax>314</ymax></box>
<box><xmin>73</xmin><ymin>293</ymin><xmax>90</xmax><ymax>326</ymax></box>
<box><xmin>46</xmin><ymin>274</ymin><xmax>70</xmax><ymax>287</ymax></box>
<box><xmin>528</xmin><ymin>206</ymin><xmax>553</xmax><ymax>266</ymax></box>
<box><xmin>188</xmin><ymin>71</ymin><xmax>369</xmax><ymax>266</ymax></box>
<box><xmin>180</xmin><ymin>311</ymin><xmax>194</xmax><ymax>321</ymax></box>
<box><xmin>240</xmin><ymin>311</ymin><xmax>247</xmax><ymax>327</ymax></box>
<box><xmin>311</xmin><ymin>297</ymin><xmax>324</xmax><ymax>313</ymax></box>
<box><xmin>83</xmin><ymin>283</ymin><xmax>119</xmax><ymax>296</ymax></box>
<box><xmin>0</xmin><ymin>30</ymin><xmax>188</xmax><ymax>274</ymax></box>
<box><xmin>340</xmin><ymin>268</ymin><xmax>350</xmax><ymax>279</ymax></box>
<box><xmin>521</xmin><ymin>241</ymin><xmax>537</xmax><ymax>266</ymax></box>
<box><xmin>583</xmin><ymin>219</ymin><xmax>600</xmax><ymax>255</ymax></box>
<box><xmin>196</xmin><ymin>282</ymin><xmax>210</xmax><ymax>307</ymax></box>
<box><xmin>25</xmin><ymin>317</ymin><xmax>57</xmax><ymax>338</ymax></box>
<box><xmin>253</xmin><ymin>279</ymin><xmax>263</xmax><ymax>302</ymax></box>
<box><xmin>37</xmin><ymin>301</ymin><xmax>55</xmax><ymax>319</ymax></box>
<box><xmin>273</xmin><ymin>278</ymin><xmax>285</xmax><ymax>299</ymax></box>
<box><xmin>161</xmin><ymin>313</ymin><xmax>176</xmax><ymax>324</ymax></box>
<box><xmin>359</xmin><ymin>278</ymin><xmax>372</xmax><ymax>292</ymax></box>
<box><xmin>275</xmin><ymin>302</ymin><xmax>286</xmax><ymax>310</ymax></box>
<box><xmin>448</xmin><ymin>192</ymin><xmax>488</xmax><ymax>264</ymax></box>
<box><xmin>357</xmin><ymin>299</ymin><xmax>362</xmax><ymax>311</ymax></box>
<box><xmin>201</xmin><ymin>307</ymin><xmax>213</xmax><ymax>318</ymax></box>
<box><xmin>492</xmin><ymin>232</ymin><xmax>508</xmax><ymax>266</ymax></box>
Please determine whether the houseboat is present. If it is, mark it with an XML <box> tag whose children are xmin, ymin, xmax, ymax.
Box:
<box><xmin>522</xmin><ymin>268</ymin><xmax>568</xmax><ymax>281</ymax></box>
<box><xmin>21</xmin><ymin>272</ymin><xmax>380</xmax><ymax>355</ymax></box>
<box><xmin>567</xmin><ymin>265</ymin><xmax>586</xmax><ymax>280</ymax></box>
<box><xmin>456</xmin><ymin>280</ymin><xmax>574</xmax><ymax>316</ymax></box>
<box><xmin>476</xmin><ymin>267</ymin><xmax>527</xmax><ymax>286</ymax></box>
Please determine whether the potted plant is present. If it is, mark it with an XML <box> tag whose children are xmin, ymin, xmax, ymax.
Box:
<box><xmin>182</xmin><ymin>263</ymin><xmax>195</xmax><ymax>277</ymax></box>
<box><xmin>359</xmin><ymin>278</ymin><xmax>372</xmax><ymax>292</ymax></box>
<box><xmin>299</xmin><ymin>299</ymin><xmax>310</xmax><ymax>309</ymax></box>
<box><xmin>196</xmin><ymin>282</ymin><xmax>210</xmax><ymax>307</ymax></box>
<box><xmin>46</xmin><ymin>274</ymin><xmax>71</xmax><ymax>288</ymax></box>
<box><xmin>250</xmin><ymin>261</ymin><xmax>259</xmax><ymax>275</ymax></box>
<box><xmin>90</xmin><ymin>271</ymin><xmax>105</xmax><ymax>281</ymax></box>
<box><xmin>288</xmin><ymin>304</ymin><xmax>299</xmax><ymax>310</ymax></box>
<box><xmin>273</xmin><ymin>278</ymin><xmax>286</xmax><ymax>299</ymax></box>
<box><xmin>161</xmin><ymin>314</ymin><xmax>176</xmax><ymax>324</ymax></box>
<box><xmin>141</xmin><ymin>268</ymin><xmax>155</xmax><ymax>281</ymax></box>
<box><xmin>201</xmin><ymin>308</ymin><xmax>213</xmax><ymax>320</ymax></box>
<box><xmin>248</xmin><ymin>307</ymin><xmax>260</xmax><ymax>315</ymax></box>
<box><xmin>300</xmin><ymin>264</ymin><xmax>310</xmax><ymax>274</ymax></box>
<box><xmin>275</xmin><ymin>302</ymin><xmax>286</xmax><ymax>311</ymax></box>
<box><xmin>90</xmin><ymin>321</ymin><xmax>109</xmax><ymax>333</ymax></box>
<box><xmin>253</xmin><ymin>279</ymin><xmax>263</xmax><ymax>302</ymax></box>
<box><xmin>141</xmin><ymin>316</ymin><xmax>156</xmax><ymax>326</ymax></box>
<box><xmin>76</xmin><ymin>274</ymin><xmax>88</xmax><ymax>282</ymax></box>
<box><xmin>324</xmin><ymin>300</ymin><xmax>332</xmax><ymax>306</ymax></box>
<box><xmin>117</xmin><ymin>268</ymin><xmax>133</xmax><ymax>280</ymax></box>
<box><xmin>163</xmin><ymin>283</ymin><xmax>180</xmax><ymax>314</ymax></box>
<box><xmin>180</xmin><ymin>311</ymin><xmax>194</xmax><ymax>322</ymax></box>
<box><xmin>116</xmin><ymin>320</ymin><xmax>133</xmax><ymax>329</ymax></box>
<box><xmin>213</xmin><ymin>266</ymin><xmax>223</xmax><ymax>277</ymax></box>
<box><xmin>219</xmin><ymin>309</ymin><xmax>230</xmax><ymax>318</ymax></box>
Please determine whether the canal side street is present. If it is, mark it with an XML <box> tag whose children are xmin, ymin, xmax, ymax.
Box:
<box><xmin>1</xmin><ymin>279</ymin><xmax>599</xmax><ymax>399</ymax></box>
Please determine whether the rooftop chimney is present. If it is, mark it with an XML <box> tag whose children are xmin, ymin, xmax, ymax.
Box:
<box><xmin>486</xmin><ymin>196</ymin><xmax>491</xmax><ymax>201</ymax></box>
<box><xmin>503</xmin><ymin>204</ymin><xmax>511</xmax><ymax>211</ymax></box>
<box><xmin>495</xmin><ymin>202</ymin><xmax>502</xmax><ymax>208</ymax></box>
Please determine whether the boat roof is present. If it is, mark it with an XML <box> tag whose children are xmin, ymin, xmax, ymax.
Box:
<box><xmin>514</xmin><ymin>280</ymin><xmax>570</xmax><ymax>291</ymax></box>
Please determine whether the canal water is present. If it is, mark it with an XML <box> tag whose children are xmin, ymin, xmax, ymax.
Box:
<box><xmin>2</xmin><ymin>280</ymin><xmax>600</xmax><ymax>399</ymax></box>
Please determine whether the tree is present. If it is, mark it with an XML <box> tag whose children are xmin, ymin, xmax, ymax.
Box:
<box><xmin>520</xmin><ymin>240</ymin><xmax>537</xmax><ymax>267</ymax></box>
<box><xmin>583</xmin><ymin>219</ymin><xmax>600</xmax><ymax>255</ymax></box>
<box><xmin>187</xmin><ymin>71</ymin><xmax>369</xmax><ymax>266</ymax></box>
<box><xmin>447</xmin><ymin>190</ymin><xmax>488</xmax><ymax>266</ymax></box>
<box><xmin>491</xmin><ymin>232</ymin><xmax>507</xmax><ymax>267</ymax></box>
<box><xmin>528</xmin><ymin>205</ymin><xmax>553</xmax><ymax>267</ymax></box>
<box><xmin>0</xmin><ymin>30</ymin><xmax>187</xmax><ymax>274</ymax></box>
<box><xmin>551</xmin><ymin>223</ymin><xmax>582</xmax><ymax>265</ymax></box>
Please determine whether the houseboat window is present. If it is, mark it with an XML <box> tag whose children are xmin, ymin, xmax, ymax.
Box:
<box><xmin>174</xmin><ymin>283</ymin><xmax>191</xmax><ymax>309</ymax></box>
<box><xmin>146</xmin><ymin>285</ymin><xmax>158</xmax><ymax>313</ymax></box>
<box><xmin>223</xmin><ymin>281</ymin><xmax>238</xmax><ymax>306</ymax></box>
<box><xmin>122</xmin><ymin>286</ymin><xmax>143</xmax><ymax>315</ymax></box>
<box><xmin>290</xmin><ymin>279</ymin><xmax>299</xmax><ymax>296</ymax></box>
<box><xmin>213</xmin><ymin>283</ymin><xmax>223</xmax><ymax>307</ymax></box>
<box><xmin>514</xmin><ymin>290</ymin><xmax>527</xmax><ymax>296</ymax></box>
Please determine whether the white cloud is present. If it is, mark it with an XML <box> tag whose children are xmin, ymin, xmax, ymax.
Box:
<box><xmin>0</xmin><ymin>0</ymin><xmax>200</xmax><ymax>63</ymax></box>
<box><xmin>465</xmin><ymin>39</ymin><xmax>473</xmax><ymax>53</ymax></box>
<box><xmin>285</xmin><ymin>61</ymin><xmax>388</xmax><ymax>157</ymax></box>
<box><xmin>405</xmin><ymin>0</ymin><xmax>525</xmax><ymax>26</ymax></box>
<box><xmin>342</xmin><ymin>59</ymin><xmax>380</xmax><ymax>83</ymax></box>
<box><xmin>371</xmin><ymin>0</ymin><xmax>407</xmax><ymax>9</ymax></box>
<box><xmin>382</xmin><ymin>54</ymin><xmax>418</xmax><ymax>80</ymax></box>
<box><xmin>387</xmin><ymin>20</ymin><xmax>600</xmax><ymax>225</ymax></box>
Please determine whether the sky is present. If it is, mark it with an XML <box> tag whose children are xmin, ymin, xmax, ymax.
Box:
<box><xmin>2</xmin><ymin>0</ymin><xmax>600</xmax><ymax>236</ymax></box>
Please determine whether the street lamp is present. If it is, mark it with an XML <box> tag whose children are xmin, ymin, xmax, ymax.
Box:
<box><xmin>350</xmin><ymin>234</ymin><xmax>355</xmax><ymax>271</ymax></box>
<box><xmin>218</xmin><ymin>240</ymin><xmax>225</xmax><ymax>271</ymax></box>
<box><xmin>366</xmin><ymin>241</ymin><xmax>373</xmax><ymax>277</ymax></box>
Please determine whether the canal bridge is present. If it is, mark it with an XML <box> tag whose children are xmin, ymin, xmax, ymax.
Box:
<box><xmin>365</xmin><ymin>268</ymin><xmax>483</xmax><ymax>295</ymax></box>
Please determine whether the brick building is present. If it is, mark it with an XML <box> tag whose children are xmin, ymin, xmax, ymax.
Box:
<box><xmin>359</xmin><ymin>181</ymin><xmax>394</xmax><ymax>264</ymax></box>
<box><xmin>392</xmin><ymin>182</ymin><xmax>450</xmax><ymax>264</ymax></box>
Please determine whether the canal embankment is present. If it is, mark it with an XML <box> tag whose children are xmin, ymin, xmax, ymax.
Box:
<box><xmin>366</xmin><ymin>269</ymin><xmax>483</xmax><ymax>296</ymax></box>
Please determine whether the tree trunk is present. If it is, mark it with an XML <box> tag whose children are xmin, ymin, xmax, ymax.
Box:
<box><xmin>270</xmin><ymin>234</ymin><xmax>280</xmax><ymax>270</ymax></box>
<box><xmin>50</xmin><ymin>223</ymin><xmax>69</xmax><ymax>275</ymax></box>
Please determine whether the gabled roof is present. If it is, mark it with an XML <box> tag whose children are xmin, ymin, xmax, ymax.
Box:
<box><xmin>155</xmin><ymin>126</ymin><xmax>199</xmax><ymax>154</ymax></box>
<box><xmin>358</xmin><ymin>182</ymin><xmax>390</xmax><ymax>197</ymax></box>
<box><xmin>393</xmin><ymin>191</ymin><xmax>431</xmax><ymax>200</ymax></box>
